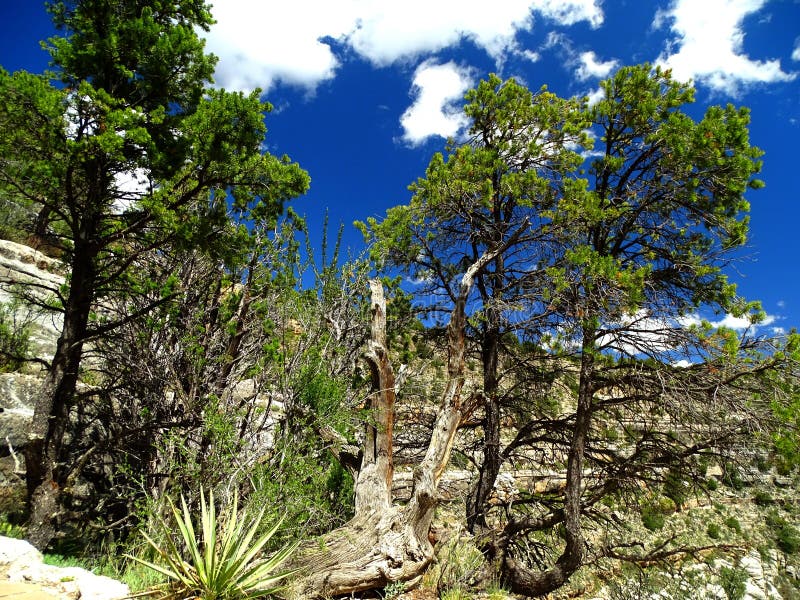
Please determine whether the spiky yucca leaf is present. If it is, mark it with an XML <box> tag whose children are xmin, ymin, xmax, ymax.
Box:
<box><xmin>127</xmin><ymin>489</ymin><xmax>298</xmax><ymax>600</ymax></box>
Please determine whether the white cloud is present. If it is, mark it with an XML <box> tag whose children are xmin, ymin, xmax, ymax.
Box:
<box><xmin>201</xmin><ymin>1</ymin><xmax>353</xmax><ymax>92</ymax></box>
<box><xmin>576</xmin><ymin>51</ymin><xmax>618</xmax><ymax>80</ymax></box>
<box><xmin>343</xmin><ymin>1</ymin><xmax>536</xmax><ymax>66</ymax></box>
<box><xmin>708</xmin><ymin>312</ymin><xmax>776</xmax><ymax>330</ymax></box>
<box><xmin>400</xmin><ymin>61</ymin><xmax>474</xmax><ymax>146</ymax></box>
<box><xmin>598</xmin><ymin>310</ymin><xmax>680</xmax><ymax>356</ymax></box>
<box><xmin>710</xmin><ymin>314</ymin><xmax>753</xmax><ymax>330</ymax></box>
<box><xmin>518</xmin><ymin>49</ymin><xmax>541</xmax><ymax>63</ymax></box>
<box><xmin>531</xmin><ymin>0</ymin><xmax>604</xmax><ymax>28</ymax></box>
<box><xmin>793</xmin><ymin>41</ymin><xmax>800</xmax><ymax>62</ymax></box>
<box><xmin>598</xmin><ymin>309</ymin><xmax>779</xmax><ymax>357</ymax></box>
<box><xmin>202</xmin><ymin>0</ymin><xmax>603</xmax><ymax>92</ymax></box>
<box><xmin>585</xmin><ymin>86</ymin><xmax>605</xmax><ymax>107</ymax></box>
<box><xmin>655</xmin><ymin>0</ymin><xmax>796</xmax><ymax>94</ymax></box>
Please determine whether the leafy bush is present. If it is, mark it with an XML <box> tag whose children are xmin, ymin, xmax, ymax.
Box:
<box><xmin>663</xmin><ymin>468</ymin><xmax>689</xmax><ymax>508</ymax></box>
<box><xmin>0</xmin><ymin>197</ymin><xmax>33</xmax><ymax>244</ymax></box>
<box><xmin>722</xmin><ymin>463</ymin><xmax>746</xmax><ymax>490</ymax></box>
<box><xmin>382</xmin><ymin>580</ymin><xmax>406</xmax><ymax>599</ymax></box>
<box><xmin>128</xmin><ymin>489</ymin><xmax>297</xmax><ymax>599</ymax></box>
<box><xmin>719</xmin><ymin>566</ymin><xmax>747</xmax><ymax>600</ymax></box>
<box><xmin>724</xmin><ymin>517</ymin><xmax>742</xmax><ymax>534</ymax></box>
<box><xmin>640</xmin><ymin>500</ymin><xmax>667</xmax><ymax>532</ymax></box>
<box><xmin>753</xmin><ymin>490</ymin><xmax>774</xmax><ymax>506</ymax></box>
<box><xmin>765</xmin><ymin>511</ymin><xmax>800</xmax><ymax>555</ymax></box>
<box><xmin>0</xmin><ymin>518</ymin><xmax>25</xmax><ymax>539</ymax></box>
<box><xmin>707</xmin><ymin>523</ymin><xmax>721</xmax><ymax>540</ymax></box>
<box><xmin>0</xmin><ymin>299</ymin><xmax>32</xmax><ymax>372</ymax></box>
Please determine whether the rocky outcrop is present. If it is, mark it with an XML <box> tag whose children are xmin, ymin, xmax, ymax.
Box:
<box><xmin>0</xmin><ymin>373</ymin><xmax>41</xmax><ymax>451</ymax></box>
<box><xmin>0</xmin><ymin>536</ymin><xmax>129</xmax><ymax>600</ymax></box>
<box><xmin>0</xmin><ymin>373</ymin><xmax>37</xmax><ymax>502</ymax></box>
<box><xmin>0</xmin><ymin>239</ymin><xmax>64</xmax><ymax>361</ymax></box>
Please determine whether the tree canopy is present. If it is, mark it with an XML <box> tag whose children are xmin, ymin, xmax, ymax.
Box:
<box><xmin>361</xmin><ymin>64</ymin><xmax>794</xmax><ymax>596</ymax></box>
<box><xmin>0</xmin><ymin>5</ymin><xmax>797</xmax><ymax>596</ymax></box>
<box><xmin>0</xmin><ymin>0</ymin><xmax>308</xmax><ymax>549</ymax></box>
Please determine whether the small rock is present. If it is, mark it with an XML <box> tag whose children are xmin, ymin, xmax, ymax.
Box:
<box><xmin>0</xmin><ymin>536</ymin><xmax>129</xmax><ymax>600</ymax></box>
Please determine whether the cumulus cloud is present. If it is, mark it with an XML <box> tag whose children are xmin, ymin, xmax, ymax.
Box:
<box><xmin>709</xmin><ymin>312</ymin><xmax>776</xmax><ymax>330</ymax></box>
<box><xmin>793</xmin><ymin>40</ymin><xmax>800</xmax><ymax>62</ymax></box>
<box><xmin>531</xmin><ymin>0</ymin><xmax>604</xmax><ymax>28</ymax></box>
<box><xmin>201</xmin><ymin>1</ymin><xmax>354</xmax><ymax>92</ymax></box>
<box><xmin>654</xmin><ymin>0</ymin><xmax>795</xmax><ymax>94</ymax></box>
<box><xmin>585</xmin><ymin>86</ymin><xmax>605</xmax><ymax>107</ymax></box>
<box><xmin>598</xmin><ymin>309</ymin><xmax>779</xmax><ymax>358</ymax></box>
<box><xmin>400</xmin><ymin>61</ymin><xmax>474</xmax><ymax>146</ymax></box>
<box><xmin>202</xmin><ymin>0</ymin><xmax>603</xmax><ymax>92</ymax></box>
<box><xmin>342</xmin><ymin>1</ymin><xmax>540</xmax><ymax>66</ymax></box>
<box><xmin>575</xmin><ymin>51</ymin><xmax>618</xmax><ymax>80</ymax></box>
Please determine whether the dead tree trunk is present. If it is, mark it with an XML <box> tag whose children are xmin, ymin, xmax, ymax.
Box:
<box><xmin>290</xmin><ymin>240</ymin><xmax>514</xmax><ymax>597</ymax></box>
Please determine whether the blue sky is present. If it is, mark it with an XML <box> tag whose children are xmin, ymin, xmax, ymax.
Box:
<box><xmin>1</xmin><ymin>0</ymin><xmax>799</xmax><ymax>334</ymax></box>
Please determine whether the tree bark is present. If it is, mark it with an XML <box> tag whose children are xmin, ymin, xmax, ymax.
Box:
<box><xmin>290</xmin><ymin>246</ymin><xmax>508</xmax><ymax>596</ymax></box>
<box><xmin>23</xmin><ymin>239</ymin><xmax>96</xmax><ymax>550</ymax></box>
<box><xmin>500</xmin><ymin>328</ymin><xmax>595</xmax><ymax>596</ymax></box>
<box><xmin>467</xmin><ymin>181</ymin><xmax>510</xmax><ymax>533</ymax></box>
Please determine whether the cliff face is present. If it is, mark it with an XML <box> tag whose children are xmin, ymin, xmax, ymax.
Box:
<box><xmin>0</xmin><ymin>240</ymin><xmax>64</xmax><ymax>510</ymax></box>
<box><xmin>0</xmin><ymin>239</ymin><xmax>64</xmax><ymax>361</ymax></box>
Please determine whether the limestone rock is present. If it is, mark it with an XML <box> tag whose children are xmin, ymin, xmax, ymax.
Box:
<box><xmin>0</xmin><ymin>536</ymin><xmax>129</xmax><ymax>600</ymax></box>
<box><xmin>0</xmin><ymin>239</ymin><xmax>64</xmax><ymax>361</ymax></box>
<box><xmin>0</xmin><ymin>373</ymin><xmax>41</xmax><ymax>451</ymax></box>
<box><xmin>0</xmin><ymin>536</ymin><xmax>41</xmax><ymax>571</ymax></box>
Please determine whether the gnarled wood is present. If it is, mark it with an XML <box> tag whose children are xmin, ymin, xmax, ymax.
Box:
<box><xmin>291</xmin><ymin>244</ymin><xmax>512</xmax><ymax>596</ymax></box>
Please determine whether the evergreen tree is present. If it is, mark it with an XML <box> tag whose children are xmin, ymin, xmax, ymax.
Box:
<box><xmin>362</xmin><ymin>65</ymin><xmax>794</xmax><ymax>596</ymax></box>
<box><xmin>0</xmin><ymin>0</ymin><xmax>308</xmax><ymax>549</ymax></box>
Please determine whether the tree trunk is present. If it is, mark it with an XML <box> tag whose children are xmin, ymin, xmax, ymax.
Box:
<box><xmin>290</xmin><ymin>242</ymin><xmax>511</xmax><ymax>597</ymax></box>
<box><xmin>23</xmin><ymin>241</ymin><xmax>96</xmax><ymax>550</ymax></box>
<box><xmin>467</xmin><ymin>325</ymin><xmax>501</xmax><ymax>532</ymax></box>
<box><xmin>467</xmin><ymin>187</ymin><xmax>508</xmax><ymax>533</ymax></box>
<box><xmin>500</xmin><ymin>329</ymin><xmax>595</xmax><ymax>596</ymax></box>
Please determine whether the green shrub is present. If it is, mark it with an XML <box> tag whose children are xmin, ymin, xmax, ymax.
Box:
<box><xmin>765</xmin><ymin>512</ymin><xmax>800</xmax><ymax>555</ymax></box>
<box><xmin>776</xmin><ymin>523</ymin><xmax>800</xmax><ymax>555</ymax></box>
<box><xmin>382</xmin><ymin>580</ymin><xmax>406</xmax><ymax>599</ymax></box>
<box><xmin>753</xmin><ymin>490</ymin><xmax>774</xmax><ymax>506</ymax></box>
<box><xmin>128</xmin><ymin>489</ymin><xmax>297</xmax><ymax>600</ymax></box>
<box><xmin>722</xmin><ymin>464</ymin><xmax>746</xmax><ymax>490</ymax></box>
<box><xmin>663</xmin><ymin>469</ymin><xmax>689</xmax><ymax>508</ymax></box>
<box><xmin>720</xmin><ymin>566</ymin><xmax>747</xmax><ymax>600</ymax></box>
<box><xmin>641</xmin><ymin>505</ymin><xmax>665</xmax><ymax>532</ymax></box>
<box><xmin>0</xmin><ymin>299</ymin><xmax>32</xmax><ymax>372</ymax></box>
<box><xmin>0</xmin><ymin>516</ymin><xmax>25</xmax><ymax>539</ymax></box>
<box><xmin>706</xmin><ymin>477</ymin><xmax>719</xmax><ymax>491</ymax></box>
<box><xmin>603</xmin><ymin>426</ymin><xmax>619</xmax><ymax>442</ymax></box>
<box><xmin>707</xmin><ymin>523</ymin><xmax>721</xmax><ymax>540</ymax></box>
<box><xmin>0</xmin><ymin>197</ymin><xmax>33</xmax><ymax>244</ymax></box>
<box><xmin>755</xmin><ymin>455</ymin><xmax>771</xmax><ymax>473</ymax></box>
<box><xmin>724</xmin><ymin>517</ymin><xmax>742</xmax><ymax>534</ymax></box>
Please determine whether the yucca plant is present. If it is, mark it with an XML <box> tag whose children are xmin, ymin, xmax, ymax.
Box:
<box><xmin>127</xmin><ymin>489</ymin><xmax>298</xmax><ymax>600</ymax></box>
